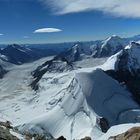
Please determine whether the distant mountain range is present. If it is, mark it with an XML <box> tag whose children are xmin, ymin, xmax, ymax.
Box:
<box><xmin>0</xmin><ymin>34</ymin><xmax>140</xmax><ymax>65</ymax></box>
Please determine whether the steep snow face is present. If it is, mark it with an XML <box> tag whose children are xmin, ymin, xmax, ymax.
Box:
<box><xmin>92</xmin><ymin>35</ymin><xmax>127</xmax><ymax>58</ymax></box>
<box><xmin>76</xmin><ymin>69</ymin><xmax>139</xmax><ymax>126</ymax></box>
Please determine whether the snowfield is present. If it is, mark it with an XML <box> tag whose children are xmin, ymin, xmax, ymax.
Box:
<box><xmin>0</xmin><ymin>55</ymin><xmax>140</xmax><ymax>140</ymax></box>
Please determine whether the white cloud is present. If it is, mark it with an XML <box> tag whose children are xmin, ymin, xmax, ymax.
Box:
<box><xmin>0</xmin><ymin>33</ymin><xmax>4</xmax><ymax>36</ymax></box>
<box><xmin>40</xmin><ymin>0</ymin><xmax>140</xmax><ymax>18</ymax></box>
<box><xmin>34</xmin><ymin>28</ymin><xmax>62</xmax><ymax>33</ymax></box>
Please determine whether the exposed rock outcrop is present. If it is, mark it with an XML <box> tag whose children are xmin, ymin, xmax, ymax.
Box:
<box><xmin>0</xmin><ymin>121</ymin><xmax>19</xmax><ymax>140</ymax></box>
<box><xmin>30</xmin><ymin>56</ymin><xmax>74</xmax><ymax>90</ymax></box>
<box><xmin>56</xmin><ymin>136</ymin><xmax>66</xmax><ymax>140</ymax></box>
<box><xmin>81</xmin><ymin>136</ymin><xmax>92</xmax><ymax>140</ymax></box>
<box><xmin>109</xmin><ymin>127</ymin><xmax>140</xmax><ymax>140</ymax></box>
<box><xmin>0</xmin><ymin>65</ymin><xmax>7</xmax><ymax>78</ymax></box>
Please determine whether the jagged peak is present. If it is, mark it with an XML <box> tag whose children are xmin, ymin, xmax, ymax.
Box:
<box><xmin>130</xmin><ymin>41</ymin><xmax>140</xmax><ymax>46</ymax></box>
<box><xmin>70</xmin><ymin>43</ymin><xmax>83</xmax><ymax>54</ymax></box>
<box><xmin>125</xmin><ymin>41</ymin><xmax>140</xmax><ymax>49</ymax></box>
<box><xmin>72</xmin><ymin>43</ymin><xmax>81</xmax><ymax>49</ymax></box>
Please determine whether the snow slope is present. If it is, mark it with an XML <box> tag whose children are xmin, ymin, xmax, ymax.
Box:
<box><xmin>0</xmin><ymin>56</ymin><xmax>140</xmax><ymax>139</ymax></box>
<box><xmin>16</xmin><ymin>67</ymin><xmax>140</xmax><ymax>139</ymax></box>
<box><xmin>0</xmin><ymin>57</ymin><xmax>102</xmax><ymax>139</ymax></box>
<box><xmin>76</xmin><ymin>69</ymin><xmax>139</xmax><ymax>126</ymax></box>
<box><xmin>18</xmin><ymin>70</ymin><xmax>102</xmax><ymax>140</ymax></box>
<box><xmin>0</xmin><ymin>47</ymin><xmax>140</xmax><ymax>140</ymax></box>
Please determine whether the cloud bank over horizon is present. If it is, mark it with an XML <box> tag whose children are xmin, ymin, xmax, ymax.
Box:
<box><xmin>40</xmin><ymin>0</ymin><xmax>140</xmax><ymax>18</ymax></box>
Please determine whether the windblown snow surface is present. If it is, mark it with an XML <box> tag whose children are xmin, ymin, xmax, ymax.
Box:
<box><xmin>0</xmin><ymin>56</ymin><xmax>140</xmax><ymax>140</ymax></box>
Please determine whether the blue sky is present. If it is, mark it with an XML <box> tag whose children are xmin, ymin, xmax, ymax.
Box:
<box><xmin>0</xmin><ymin>0</ymin><xmax>140</xmax><ymax>44</ymax></box>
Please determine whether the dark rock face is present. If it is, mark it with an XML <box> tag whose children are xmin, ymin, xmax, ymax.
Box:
<box><xmin>117</xmin><ymin>43</ymin><xmax>140</xmax><ymax>75</ymax></box>
<box><xmin>0</xmin><ymin>121</ymin><xmax>19</xmax><ymax>140</ymax></box>
<box><xmin>105</xmin><ymin>70</ymin><xmax>140</xmax><ymax>105</ymax></box>
<box><xmin>116</xmin><ymin>42</ymin><xmax>140</xmax><ymax>74</ymax></box>
<box><xmin>98</xmin><ymin>118</ymin><xmax>109</xmax><ymax>133</ymax></box>
<box><xmin>0</xmin><ymin>127</ymin><xmax>19</xmax><ymax>140</ymax></box>
<box><xmin>0</xmin><ymin>65</ymin><xmax>7</xmax><ymax>78</ymax></box>
<box><xmin>56</xmin><ymin>136</ymin><xmax>66</xmax><ymax>140</ymax></box>
<box><xmin>81</xmin><ymin>136</ymin><xmax>92</xmax><ymax>140</ymax></box>
<box><xmin>31</xmin><ymin>56</ymin><xmax>74</xmax><ymax>90</ymax></box>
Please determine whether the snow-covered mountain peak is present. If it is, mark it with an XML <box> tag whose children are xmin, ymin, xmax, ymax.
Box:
<box><xmin>104</xmin><ymin>35</ymin><xmax>123</xmax><ymax>44</ymax></box>
<box><xmin>103</xmin><ymin>41</ymin><xmax>140</xmax><ymax>74</ymax></box>
<box><xmin>92</xmin><ymin>35</ymin><xmax>127</xmax><ymax>58</ymax></box>
<box><xmin>102</xmin><ymin>35</ymin><xmax>126</xmax><ymax>50</ymax></box>
<box><xmin>58</xmin><ymin>43</ymin><xmax>85</xmax><ymax>62</ymax></box>
<box><xmin>73</xmin><ymin>43</ymin><xmax>79</xmax><ymax>48</ymax></box>
<box><xmin>71</xmin><ymin>43</ymin><xmax>82</xmax><ymax>54</ymax></box>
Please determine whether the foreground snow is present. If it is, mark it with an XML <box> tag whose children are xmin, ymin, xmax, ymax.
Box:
<box><xmin>0</xmin><ymin>56</ymin><xmax>140</xmax><ymax>140</ymax></box>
